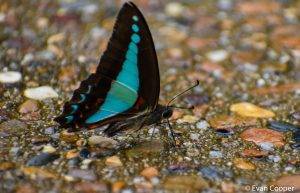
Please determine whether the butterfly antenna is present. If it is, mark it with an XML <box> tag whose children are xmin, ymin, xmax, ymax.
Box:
<box><xmin>169</xmin><ymin>105</ymin><xmax>194</xmax><ymax>110</ymax></box>
<box><xmin>167</xmin><ymin>80</ymin><xmax>199</xmax><ymax>106</ymax></box>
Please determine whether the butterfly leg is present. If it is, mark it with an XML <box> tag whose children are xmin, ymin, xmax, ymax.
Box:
<box><xmin>167</xmin><ymin>119</ymin><xmax>176</xmax><ymax>147</ymax></box>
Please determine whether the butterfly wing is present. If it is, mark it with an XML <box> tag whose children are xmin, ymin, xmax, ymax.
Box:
<box><xmin>55</xmin><ymin>2</ymin><xmax>160</xmax><ymax>130</ymax></box>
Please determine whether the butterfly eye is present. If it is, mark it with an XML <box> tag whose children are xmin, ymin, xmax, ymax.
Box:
<box><xmin>162</xmin><ymin>109</ymin><xmax>173</xmax><ymax>119</ymax></box>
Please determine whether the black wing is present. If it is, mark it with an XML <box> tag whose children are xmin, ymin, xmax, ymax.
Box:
<box><xmin>55</xmin><ymin>2</ymin><xmax>160</xmax><ymax>130</ymax></box>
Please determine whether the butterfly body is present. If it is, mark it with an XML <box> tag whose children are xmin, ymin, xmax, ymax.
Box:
<box><xmin>55</xmin><ymin>2</ymin><xmax>172</xmax><ymax>135</ymax></box>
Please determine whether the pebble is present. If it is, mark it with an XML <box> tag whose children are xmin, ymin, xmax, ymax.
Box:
<box><xmin>21</xmin><ymin>167</ymin><xmax>58</xmax><ymax>179</ymax></box>
<box><xmin>268</xmin><ymin>155</ymin><xmax>281</xmax><ymax>163</ymax></box>
<box><xmin>240</xmin><ymin>128</ymin><xmax>285</xmax><ymax>147</ymax></box>
<box><xmin>24</xmin><ymin>86</ymin><xmax>58</xmax><ymax>100</ymax></box>
<box><xmin>15</xmin><ymin>183</ymin><xmax>37</xmax><ymax>193</ymax></box>
<box><xmin>209</xmin><ymin>114</ymin><xmax>258</xmax><ymax>132</ymax></box>
<box><xmin>259</xmin><ymin>142</ymin><xmax>275</xmax><ymax>151</ymax></box>
<box><xmin>163</xmin><ymin>175</ymin><xmax>208</xmax><ymax>192</ymax></box>
<box><xmin>165</xmin><ymin>2</ymin><xmax>184</xmax><ymax>18</ymax></box>
<box><xmin>74</xmin><ymin>181</ymin><xmax>108</xmax><ymax>193</ymax></box>
<box><xmin>196</xmin><ymin>120</ymin><xmax>210</xmax><ymax>130</ymax></box>
<box><xmin>178</xmin><ymin>115</ymin><xmax>198</xmax><ymax>123</ymax></box>
<box><xmin>221</xmin><ymin>181</ymin><xmax>236</xmax><ymax>193</ymax></box>
<box><xmin>241</xmin><ymin>149</ymin><xmax>268</xmax><ymax>158</ymax></box>
<box><xmin>0</xmin><ymin>71</ymin><xmax>22</xmax><ymax>83</ymax></box>
<box><xmin>26</xmin><ymin>153</ymin><xmax>59</xmax><ymax>166</ymax></box>
<box><xmin>271</xmin><ymin>175</ymin><xmax>300</xmax><ymax>192</ymax></box>
<box><xmin>18</xmin><ymin>100</ymin><xmax>39</xmax><ymax>114</ymax></box>
<box><xmin>209</xmin><ymin>151</ymin><xmax>223</xmax><ymax>158</ymax></box>
<box><xmin>79</xmin><ymin>148</ymin><xmax>90</xmax><ymax>158</ymax></box>
<box><xmin>67</xmin><ymin>169</ymin><xmax>97</xmax><ymax>181</ymax></box>
<box><xmin>112</xmin><ymin>181</ymin><xmax>126</xmax><ymax>193</ymax></box>
<box><xmin>233</xmin><ymin>158</ymin><xmax>256</xmax><ymax>170</ymax></box>
<box><xmin>0</xmin><ymin>162</ymin><xmax>15</xmax><ymax>171</ymax></box>
<box><xmin>60</xmin><ymin>130</ymin><xmax>79</xmax><ymax>143</ymax></box>
<box><xmin>190</xmin><ymin>133</ymin><xmax>200</xmax><ymax>140</ymax></box>
<box><xmin>140</xmin><ymin>167</ymin><xmax>159</xmax><ymax>180</ymax></box>
<box><xmin>294</xmin><ymin>130</ymin><xmax>300</xmax><ymax>142</ymax></box>
<box><xmin>44</xmin><ymin>127</ymin><xmax>56</xmax><ymax>135</ymax></box>
<box><xmin>42</xmin><ymin>145</ymin><xmax>56</xmax><ymax>153</ymax></box>
<box><xmin>291</xmin><ymin>111</ymin><xmax>300</xmax><ymax>121</ymax></box>
<box><xmin>88</xmin><ymin>135</ymin><xmax>118</xmax><ymax>148</ymax></box>
<box><xmin>198</xmin><ymin>166</ymin><xmax>224</xmax><ymax>181</ymax></box>
<box><xmin>31</xmin><ymin>136</ymin><xmax>50</xmax><ymax>145</ymax></box>
<box><xmin>267</xmin><ymin>121</ymin><xmax>299</xmax><ymax>132</ymax></box>
<box><xmin>66</xmin><ymin>149</ymin><xmax>79</xmax><ymax>159</ymax></box>
<box><xmin>230</xmin><ymin>102</ymin><xmax>275</xmax><ymax>118</ymax></box>
<box><xmin>105</xmin><ymin>156</ymin><xmax>123</xmax><ymax>167</ymax></box>
<box><xmin>206</xmin><ymin>50</ymin><xmax>228</xmax><ymax>62</ymax></box>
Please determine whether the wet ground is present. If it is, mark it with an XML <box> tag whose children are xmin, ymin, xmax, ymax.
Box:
<box><xmin>0</xmin><ymin>0</ymin><xmax>300</xmax><ymax>192</ymax></box>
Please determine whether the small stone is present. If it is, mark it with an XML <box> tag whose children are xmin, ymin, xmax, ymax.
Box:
<box><xmin>21</xmin><ymin>167</ymin><xmax>58</xmax><ymax>179</ymax></box>
<box><xmin>230</xmin><ymin>102</ymin><xmax>275</xmax><ymax>118</ymax></box>
<box><xmin>44</xmin><ymin>127</ymin><xmax>56</xmax><ymax>135</ymax></box>
<box><xmin>163</xmin><ymin>175</ymin><xmax>208</xmax><ymax>192</ymax></box>
<box><xmin>199</xmin><ymin>166</ymin><xmax>225</xmax><ymax>181</ymax></box>
<box><xmin>112</xmin><ymin>181</ymin><xmax>126</xmax><ymax>193</ymax></box>
<box><xmin>271</xmin><ymin>175</ymin><xmax>300</xmax><ymax>192</ymax></box>
<box><xmin>267</xmin><ymin>121</ymin><xmax>299</xmax><ymax>132</ymax></box>
<box><xmin>206</xmin><ymin>50</ymin><xmax>228</xmax><ymax>62</ymax></box>
<box><xmin>74</xmin><ymin>181</ymin><xmax>108</xmax><ymax>193</ymax></box>
<box><xmin>209</xmin><ymin>151</ymin><xmax>223</xmax><ymax>158</ymax></box>
<box><xmin>291</xmin><ymin>112</ymin><xmax>300</xmax><ymax>121</ymax></box>
<box><xmin>66</xmin><ymin>149</ymin><xmax>79</xmax><ymax>159</ymax></box>
<box><xmin>209</xmin><ymin>114</ymin><xmax>258</xmax><ymax>132</ymax></box>
<box><xmin>18</xmin><ymin>100</ymin><xmax>39</xmax><ymax>114</ymax></box>
<box><xmin>240</xmin><ymin>128</ymin><xmax>285</xmax><ymax>147</ymax></box>
<box><xmin>31</xmin><ymin>136</ymin><xmax>50</xmax><ymax>145</ymax></box>
<box><xmin>268</xmin><ymin>155</ymin><xmax>281</xmax><ymax>163</ymax></box>
<box><xmin>60</xmin><ymin>130</ymin><xmax>79</xmax><ymax>143</ymax></box>
<box><xmin>196</xmin><ymin>120</ymin><xmax>210</xmax><ymax>130</ymax></box>
<box><xmin>140</xmin><ymin>167</ymin><xmax>159</xmax><ymax>180</ymax></box>
<box><xmin>190</xmin><ymin>133</ymin><xmax>200</xmax><ymax>140</ymax></box>
<box><xmin>0</xmin><ymin>71</ymin><xmax>22</xmax><ymax>83</ymax></box>
<box><xmin>241</xmin><ymin>148</ymin><xmax>268</xmax><ymax>158</ymax></box>
<box><xmin>105</xmin><ymin>156</ymin><xmax>123</xmax><ymax>167</ymax></box>
<box><xmin>79</xmin><ymin>148</ymin><xmax>90</xmax><ymax>158</ymax></box>
<box><xmin>42</xmin><ymin>145</ymin><xmax>56</xmax><ymax>153</ymax></box>
<box><xmin>178</xmin><ymin>115</ymin><xmax>198</xmax><ymax>123</ymax></box>
<box><xmin>233</xmin><ymin>158</ymin><xmax>256</xmax><ymax>170</ymax></box>
<box><xmin>27</xmin><ymin>153</ymin><xmax>59</xmax><ymax>166</ymax></box>
<box><xmin>165</xmin><ymin>2</ymin><xmax>184</xmax><ymax>18</ymax></box>
<box><xmin>259</xmin><ymin>142</ymin><xmax>275</xmax><ymax>151</ymax></box>
<box><xmin>15</xmin><ymin>183</ymin><xmax>37</xmax><ymax>193</ymax></box>
<box><xmin>24</xmin><ymin>86</ymin><xmax>58</xmax><ymax>100</ymax></box>
<box><xmin>221</xmin><ymin>181</ymin><xmax>235</xmax><ymax>193</ymax></box>
<box><xmin>0</xmin><ymin>162</ymin><xmax>15</xmax><ymax>171</ymax></box>
<box><xmin>67</xmin><ymin>169</ymin><xmax>97</xmax><ymax>181</ymax></box>
<box><xmin>88</xmin><ymin>135</ymin><xmax>118</xmax><ymax>148</ymax></box>
<box><xmin>47</xmin><ymin>33</ymin><xmax>65</xmax><ymax>44</ymax></box>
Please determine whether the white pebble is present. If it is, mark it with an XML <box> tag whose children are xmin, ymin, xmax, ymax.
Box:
<box><xmin>268</xmin><ymin>155</ymin><xmax>281</xmax><ymax>163</ymax></box>
<box><xmin>0</xmin><ymin>71</ymin><xmax>22</xmax><ymax>83</ymax></box>
<box><xmin>206</xmin><ymin>50</ymin><xmax>228</xmax><ymax>62</ymax></box>
<box><xmin>24</xmin><ymin>86</ymin><xmax>58</xmax><ymax>100</ymax></box>
<box><xmin>259</xmin><ymin>142</ymin><xmax>274</xmax><ymax>151</ymax></box>
<box><xmin>165</xmin><ymin>2</ymin><xmax>184</xmax><ymax>17</ymax></box>
<box><xmin>209</xmin><ymin>151</ymin><xmax>223</xmax><ymax>158</ymax></box>
<box><xmin>42</xmin><ymin>145</ymin><xmax>56</xmax><ymax>153</ymax></box>
<box><xmin>196</xmin><ymin>120</ymin><xmax>210</xmax><ymax>130</ymax></box>
<box><xmin>190</xmin><ymin>133</ymin><xmax>199</xmax><ymax>140</ymax></box>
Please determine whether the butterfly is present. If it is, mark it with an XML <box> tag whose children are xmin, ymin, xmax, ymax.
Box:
<box><xmin>55</xmin><ymin>1</ymin><xmax>198</xmax><ymax>141</ymax></box>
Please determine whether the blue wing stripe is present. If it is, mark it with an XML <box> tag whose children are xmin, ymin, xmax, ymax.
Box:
<box><xmin>85</xmin><ymin>15</ymin><xmax>141</xmax><ymax>124</ymax></box>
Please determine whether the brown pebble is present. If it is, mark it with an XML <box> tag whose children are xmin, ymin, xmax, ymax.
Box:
<box><xmin>240</xmin><ymin>128</ymin><xmax>285</xmax><ymax>147</ymax></box>
<box><xmin>221</xmin><ymin>181</ymin><xmax>236</xmax><ymax>193</ymax></box>
<box><xmin>31</xmin><ymin>136</ymin><xmax>50</xmax><ymax>145</ymax></box>
<box><xmin>74</xmin><ymin>181</ymin><xmax>108</xmax><ymax>193</ymax></box>
<box><xmin>234</xmin><ymin>158</ymin><xmax>256</xmax><ymax>170</ymax></box>
<box><xmin>18</xmin><ymin>100</ymin><xmax>39</xmax><ymax>114</ymax></box>
<box><xmin>60</xmin><ymin>130</ymin><xmax>79</xmax><ymax>143</ymax></box>
<box><xmin>271</xmin><ymin>175</ymin><xmax>300</xmax><ymax>192</ymax></box>
<box><xmin>112</xmin><ymin>181</ymin><xmax>125</xmax><ymax>193</ymax></box>
<box><xmin>140</xmin><ymin>167</ymin><xmax>159</xmax><ymax>179</ymax></box>
<box><xmin>105</xmin><ymin>156</ymin><xmax>123</xmax><ymax>167</ymax></box>
<box><xmin>209</xmin><ymin>114</ymin><xmax>259</xmax><ymax>132</ymax></box>
<box><xmin>66</xmin><ymin>149</ymin><xmax>79</xmax><ymax>159</ymax></box>
<box><xmin>241</xmin><ymin>149</ymin><xmax>268</xmax><ymax>158</ymax></box>
<box><xmin>16</xmin><ymin>183</ymin><xmax>37</xmax><ymax>193</ymax></box>
<box><xmin>0</xmin><ymin>162</ymin><xmax>15</xmax><ymax>171</ymax></box>
<box><xmin>21</xmin><ymin>167</ymin><xmax>58</xmax><ymax>179</ymax></box>
<box><xmin>164</xmin><ymin>175</ymin><xmax>208</xmax><ymax>192</ymax></box>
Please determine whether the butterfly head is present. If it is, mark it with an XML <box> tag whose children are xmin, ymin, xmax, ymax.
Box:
<box><xmin>162</xmin><ymin>107</ymin><xmax>173</xmax><ymax>119</ymax></box>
